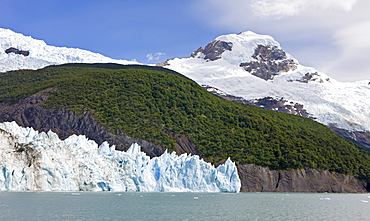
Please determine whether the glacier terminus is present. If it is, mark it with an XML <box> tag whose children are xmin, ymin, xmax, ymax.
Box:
<box><xmin>0</xmin><ymin>122</ymin><xmax>241</xmax><ymax>192</ymax></box>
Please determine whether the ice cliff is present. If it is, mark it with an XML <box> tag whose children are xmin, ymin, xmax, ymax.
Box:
<box><xmin>0</xmin><ymin>122</ymin><xmax>240</xmax><ymax>192</ymax></box>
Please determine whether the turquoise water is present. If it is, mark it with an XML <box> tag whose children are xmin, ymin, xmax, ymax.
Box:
<box><xmin>0</xmin><ymin>192</ymin><xmax>369</xmax><ymax>220</ymax></box>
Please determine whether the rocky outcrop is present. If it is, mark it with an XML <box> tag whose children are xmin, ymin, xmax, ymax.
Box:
<box><xmin>5</xmin><ymin>47</ymin><xmax>30</xmax><ymax>56</ymax></box>
<box><xmin>191</xmin><ymin>40</ymin><xmax>233</xmax><ymax>61</ymax></box>
<box><xmin>246</xmin><ymin>97</ymin><xmax>314</xmax><ymax>119</ymax></box>
<box><xmin>238</xmin><ymin>164</ymin><xmax>368</xmax><ymax>193</ymax></box>
<box><xmin>252</xmin><ymin>44</ymin><xmax>287</xmax><ymax>61</ymax></box>
<box><xmin>203</xmin><ymin>85</ymin><xmax>313</xmax><ymax>119</ymax></box>
<box><xmin>240</xmin><ymin>44</ymin><xmax>297</xmax><ymax>80</ymax></box>
<box><xmin>329</xmin><ymin>126</ymin><xmax>370</xmax><ymax>150</ymax></box>
<box><xmin>288</xmin><ymin>72</ymin><xmax>331</xmax><ymax>83</ymax></box>
<box><xmin>190</xmin><ymin>47</ymin><xmax>204</xmax><ymax>58</ymax></box>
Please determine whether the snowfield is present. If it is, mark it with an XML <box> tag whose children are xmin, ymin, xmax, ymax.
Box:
<box><xmin>0</xmin><ymin>28</ymin><xmax>138</xmax><ymax>73</ymax></box>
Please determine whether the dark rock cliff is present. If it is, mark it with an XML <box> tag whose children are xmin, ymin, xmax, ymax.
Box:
<box><xmin>238</xmin><ymin>164</ymin><xmax>368</xmax><ymax>193</ymax></box>
<box><xmin>0</xmin><ymin>90</ymin><xmax>368</xmax><ymax>192</ymax></box>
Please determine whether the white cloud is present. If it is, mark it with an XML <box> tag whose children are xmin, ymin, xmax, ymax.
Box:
<box><xmin>320</xmin><ymin>21</ymin><xmax>370</xmax><ymax>81</ymax></box>
<box><xmin>308</xmin><ymin>0</ymin><xmax>358</xmax><ymax>11</ymax></box>
<box><xmin>251</xmin><ymin>0</ymin><xmax>304</xmax><ymax>18</ymax></box>
<box><xmin>251</xmin><ymin>0</ymin><xmax>358</xmax><ymax>19</ymax></box>
<box><xmin>335</xmin><ymin>21</ymin><xmax>370</xmax><ymax>49</ymax></box>
<box><xmin>146</xmin><ymin>52</ymin><xmax>166</xmax><ymax>62</ymax></box>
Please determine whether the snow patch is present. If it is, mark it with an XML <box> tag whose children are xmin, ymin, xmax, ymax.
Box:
<box><xmin>0</xmin><ymin>28</ymin><xmax>138</xmax><ymax>73</ymax></box>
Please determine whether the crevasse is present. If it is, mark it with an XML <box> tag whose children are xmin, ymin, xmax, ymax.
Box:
<box><xmin>0</xmin><ymin>121</ymin><xmax>241</xmax><ymax>192</ymax></box>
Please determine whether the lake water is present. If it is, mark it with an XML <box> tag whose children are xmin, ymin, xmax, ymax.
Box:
<box><xmin>0</xmin><ymin>192</ymin><xmax>369</xmax><ymax>220</ymax></box>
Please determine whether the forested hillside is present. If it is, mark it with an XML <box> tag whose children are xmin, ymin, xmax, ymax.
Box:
<box><xmin>1</xmin><ymin>64</ymin><xmax>369</xmax><ymax>180</ymax></box>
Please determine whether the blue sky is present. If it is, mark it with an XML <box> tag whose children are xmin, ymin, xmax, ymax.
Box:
<box><xmin>1</xmin><ymin>0</ymin><xmax>369</xmax><ymax>82</ymax></box>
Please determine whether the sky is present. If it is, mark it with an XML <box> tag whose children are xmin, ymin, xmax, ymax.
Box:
<box><xmin>1</xmin><ymin>0</ymin><xmax>369</xmax><ymax>82</ymax></box>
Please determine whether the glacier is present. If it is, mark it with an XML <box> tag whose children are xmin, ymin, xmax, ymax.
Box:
<box><xmin>0</xmin><ymin>122</ymin><xmax>240</xmax><ymax>192</ymax></box>
<box><xmin>0</xmin><ymin>28</ymin><xmax>138</xmax><ymax>73</ymax></box>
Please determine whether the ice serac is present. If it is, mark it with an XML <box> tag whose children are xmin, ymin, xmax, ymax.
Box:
<box><xmin>0</xmin><ymin>122</ymin><xmax>240</xmax><ymax>192</ymax></box>
<box><xmin>165</xmin><ymin>31</ymin><xmax>370</xmax><ymax>145</ymax></box>
<box><xmin>0</xmin><ymin>28</ymin><xmax>138</xmax><ymax>73</ymax></box>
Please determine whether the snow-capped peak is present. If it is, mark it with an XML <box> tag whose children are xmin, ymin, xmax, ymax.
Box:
<box><xmin>0</xmin><ymin>28</ymin><xmax>138</xmax><ymax>72</ymax></box>
<box><xmin>215</xmin><ymin>31</ymin><xmax>282</xmax><ymax>64</ymax></box>
<box><xmin>166</xmin><ymin>30</ymin><xmax>330</xmax><ymax>84</ymax></box>
<box><xmin>165</xmin><ymin>31</ymin><xmax>370</xmax><ymax>134</ymax></box>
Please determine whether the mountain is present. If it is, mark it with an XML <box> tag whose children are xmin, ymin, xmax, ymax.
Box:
<box><xmin>2</xmin><ymin>28</ymin><xmax>368</xmax><ymax>148</ymax></box>
<box><xmin>162</xmin><ymin>31</ymin><xmax>370</xmax><ymax>148</ymax></box>
<box><xmin>0</xmin><ymin>64</ymin><xmax>369</xmax><ymax>192</ymax></box>
<box><xmin>0</xmin><ymin>28</ymin><xmax>137</xmax><ymax>73</ymax></box>
<box><xmin>0</xmin><ymin>121</ymin><xmax>240</xmax><ymax>192</ymax></box>
<box><xmin>0</xmin><ymin>28</ymin><xmax>369</xmax><ymax>192</ymax></box>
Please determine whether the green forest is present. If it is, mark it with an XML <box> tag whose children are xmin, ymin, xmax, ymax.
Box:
<box><xmin>1</xmin><ymin>64</ymin><xmax>370</xmax><ymax>180</ymax></box>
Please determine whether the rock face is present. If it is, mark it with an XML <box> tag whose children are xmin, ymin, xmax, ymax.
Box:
<box><xmin>238</xmin><ymin>164</ymin><xmax>369</xmax><ymax>193</ymax></box>
<box><xmin>191</xmin><ymin>40</ymin><xmax>233</xmax><ymax>61</ymax></box>
<box><xmin>5</xmin><ymin>47</ymin><xmax>29</xmax><ymax>56</ymax></box>
<box><xmin>239</xmin><ymin>45</ymin><xmax>297</xmax><ymax>80</ymax></box>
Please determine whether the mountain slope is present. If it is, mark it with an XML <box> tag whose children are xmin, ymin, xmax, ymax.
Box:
<box><xmin>0</xmin><ymin>28</ymin><xmax>137</xmax><ymax>73</ymax></box>
<box><xmin>163</xmin><ymin>31</ymin><xmax>370</xmax><ymax>148</ymax></box>
<box><xmin>1</xmin><ymin>64</ymin><xmax>370</xmax><ymax>184</ymax></box>
<box><xmin>1</xmin><ymin>28</ymin><xmax>368</xmax><ymax>148</ymax></box>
